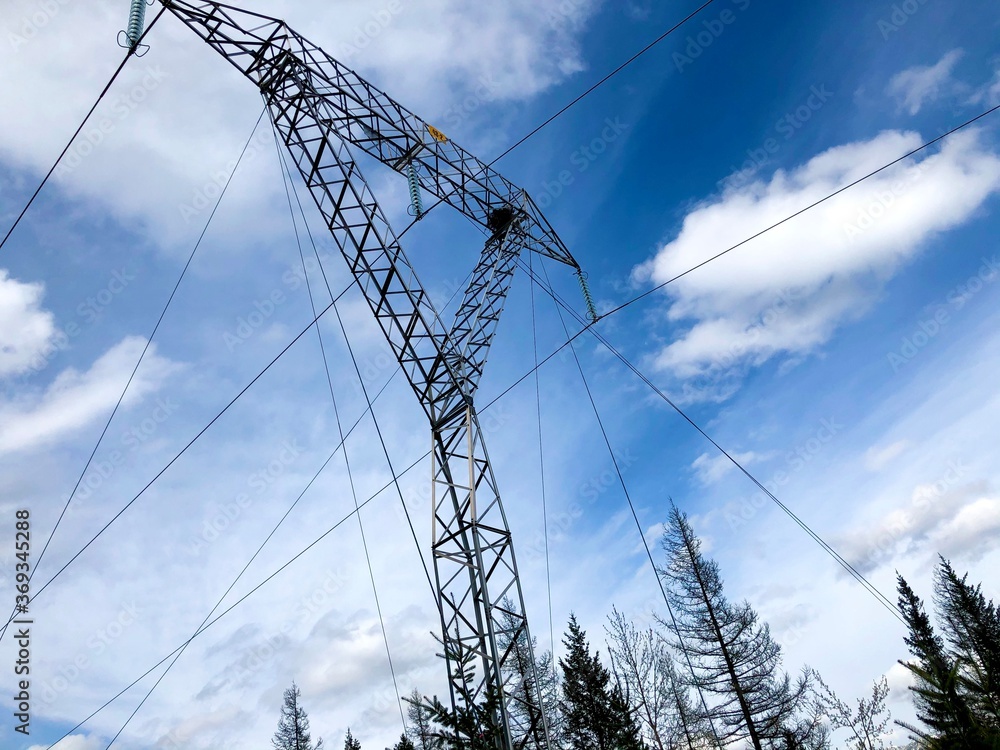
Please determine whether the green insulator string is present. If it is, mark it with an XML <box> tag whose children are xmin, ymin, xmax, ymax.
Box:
<box><xmin>406</xmin><ymin>161</ymin><xmax>424</xmax><ymax>219</ymax></box>
<box><xmin>119</xmin><ymin>0</ymin><xmax>149</xmax><ymax>54</ymax></box>
<box><xmin>576</xmin><ymin>270</ymin><xmax>599</xmax><ymax>323</ymax></box>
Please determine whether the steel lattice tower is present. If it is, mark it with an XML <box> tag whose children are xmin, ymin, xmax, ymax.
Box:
<box><xmin>162</xmin><ymin>3</ymin><xmax>587</xmax><ymax>747</ymax></box>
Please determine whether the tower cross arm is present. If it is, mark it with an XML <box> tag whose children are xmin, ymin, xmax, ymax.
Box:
<box><xmin>161</xmin><ymin>0</ymin><xmax>579</xmax><ymax>269</ymax></box>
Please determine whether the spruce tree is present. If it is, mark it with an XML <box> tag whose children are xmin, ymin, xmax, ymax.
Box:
<box><xmin>390</xmin><ymin>734</ymin><xmax>416</xmax><ymax>750</ymax></box>
<box><xmin>272</xmin><ymin>682</ymin><xmax>325</xmax><ymax>750</ymax></box>
<box><xmin>405</xmin><ymin>628</ymin><xmax>505</xmax><ymax>750</ymax></box>
<box><xmin>895</xmin><ymin>572</ymin><xmax>982</xmax><ymax>748</ymax></box>
<box><xmin>406</xmin><ymin>688</ymin><xmax>436</xmax><ymax>750</ymax></box>
<box><xmin>934</xmin><ymin>557</ymin><xmax>1000</xmax><ymax>730</ymax></box>
<box><xmin>344</xmin><ymin>728</ymin><xmax>362</xmax><ymax>750</ymax></box>
<box><xmin>559</xmin><ymin>613</ymin><xmax>645</xmax><ymax>750</ymax></box>
<box><xmin>657</xmin><ymin>504</ymin><xmax>823</xmax><ymax>750</ymax></box>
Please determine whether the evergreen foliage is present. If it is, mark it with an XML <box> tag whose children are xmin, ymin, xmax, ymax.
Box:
<box><xmin>559</xmin><ymin>613</ymin><xmax>645</xmax><ymax>750</ymax></box>
<box><xmin>272</xmin><ymin>682</ymin><xmax>325</xmax><ymax>750</ymax></box>
<box><xmin>896</xmin><ymin>562</ymin><xmax>1000</xmax><ymax>749</ymax></box>
<box><xmin>389</xmin><ymin>734</ymin><xmax>416</xmax><ymax>750</ymax></box>
<box><xmin>405</xmin><ymin>627</ymin><xmax>505</xmax><ymax>750</ymax></box>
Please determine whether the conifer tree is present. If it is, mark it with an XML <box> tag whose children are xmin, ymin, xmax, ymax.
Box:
<box><xmin>405</xmin><ymin>628</ymin><xmax>505</xmax><ymax>750</ymax></box>
<box><xmin>559</xmin><ymin>613</ymin><xmax>645</xmax><ymax>750</ymax></box>
<box><xmin>657</xmin><ymin>504</ymin><xmax>823</xmax><ymax>750</ymax></box>
<box><xmin>933</xmin><ymin>557</ymin><xmax>1000</xmax><ymax>730</ymax></box>
<box><xmin>495</xmin><ymin>599</ymin><xmax>562</xmax><ymax>748</ymax></box>
<box><xmin>272</xmin><ymin>682</ymin><xmax>325</xmax><ymax>750</ymax></box>
<box><xmin>344</xmin><ymin>728</ymin><xmax>361</xmax><ymax>750</ymax></box>
<box><xmin>406</xmin><ymin>689</ymin><xmax>437</xmax><ymax>750</ymax></box>
<box><xmin>390</xmin><ymin>734</ymin><xmax>416</xmax><ymax>750</ymax></box>
<box><xmin>895</xmin><ymin>572</ymin><xmax>975</xmax><ymax>747</ymax></box>
<box><xmin>896</xmin><ymin>566</ymin><xmax>1000</xmax><ymax>748</ymax></box>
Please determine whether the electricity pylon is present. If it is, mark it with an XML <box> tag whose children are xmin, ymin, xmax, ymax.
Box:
<box><xmin>161</xmin><ymin>3</ymin><xmax>590</xmax><ymax>746</ymax></box>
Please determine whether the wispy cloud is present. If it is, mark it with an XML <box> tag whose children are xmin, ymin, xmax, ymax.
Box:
<box><xmin>887</xmin><ymin>49</ymin><xmax>964</xmax><ymax>115</ymax></box>
<box><xmin>864</xmin><ymin>440</ymin><xmax>910</xmax><ymax>472</ymax></box>
<box><xmin>0</xmin><ymin>336</ymin><xmax>180</xmax><ymax>454</ymax></box>
<box><xmin>691</xmin><ymin>450</ymin><xmax>759</xmax><ymax>485</ymax></box>
<box><xmin>834</xmin><ymin>477</ymin><xmax>1000</xmax><ymax>574</ymax></box>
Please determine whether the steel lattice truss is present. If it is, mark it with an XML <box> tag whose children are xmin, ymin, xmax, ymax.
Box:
<box><xmin>161</xmin><ymin>3</ymin><xmax>582</xmax><ymax>747</ymax></box>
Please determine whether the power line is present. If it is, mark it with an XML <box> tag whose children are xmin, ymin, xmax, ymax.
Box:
<box><xmin>44</xmin><ymin>280</ymin><xmax>545</xmax><ymax>743</ymax></box>
<box><xmin>44</xmin><ymin>446</ymin><xmax>431</xmax><ymax>750</ymax></box>
<box><xmin>537</xmin><ymin>261</ymin><xmax>726</xmax><ymax>748</ymax></box>
<box><xmin>97</xmin><ymin>365</ymin><xmax>402</xmax><ymax>748</ymax></box>
<box><xmin>3</xmin><ymin>290</ymin><xmax>347</xmax><ymax>633</ymax></box>
<box><xmin>398</xmin><ymin>0</ymin><xmax>721</xmax><ymax>237</ymax></box>
<box><xmin>0</xmin><ymin>106</ymin><xmax>269</xmax><ymax>647</ymax></box>
<box><xmin>273</xmin><ymin>117</ymin><xmax>408</xmax><ymax>730</ymax></box>
<box><xmin>527</xmin><ymin>251</ymin><xmax>557</xmax><ymax>662</ymax></box>
<box><xmin>600</xmin><ymin>103</ymin><xmax>1000</xmax><ymax>321</ymax></box>
<box><xmin>522</xmin><ymin>257</ymin><xmax>905</xmax><ymax>624</ymax></box>
<box><xmin>490</xmin><ymin>0</ymin><xmax>720</xmax><ymax>165</ymax></box>
<box><xmin>0</xmin><ymin>8</ymin><xmax>166</xmax><ymax>255</ymax></box>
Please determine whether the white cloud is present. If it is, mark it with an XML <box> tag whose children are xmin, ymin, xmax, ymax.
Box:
<box><xmin>833</xmin><ymin>478</ymin><xmax>1000</xmax><ymax>575</ymax></box>
<box><xmin>884</xmin><ymin>661</ymin><xmax>915</xmax><ymax>704</ymax></box>
<box><xmin>632</xmin><ymin>129</ymin><xmax>1000</xmax><ymax>397</ymax></box>
<box><xmin>0</xmin><ymin>336</ymin><xmax>180</xmax><ymax>454</ymax></box>
<box><xmin>969</xmin><ymin>67</ymin><xmax>1000</xmax><ymax>108</ymax></box>
<box><xmin>691</xmin><ymin>450</ymin><xmax>758</xmax><ymax>485</ymax></box>
<box><xmin>932</xmin><ymin>495</ymin><xmax>1000</xmax><ymax>562</ymax></box>
<box><xmin>28</xmin><ymin>735</ymin><xmax>103</xmax><ymax>750</ymax></box>
<box><xmin>0</xmin><ymin>0</ymin><xmax>597</xmax><ymax>253</ymax></box>
<box><xmin>887</xmin><ymin>49</ymin><xmax>964</xmax><ymax>115</ymax></box>
<box><xmin>864</xmin><ymin>440</ymin><xmax>910</xmax><ymax>472</ymax></box>
<box><xmin>0</xmin><ymin>268</ymin><xmax>56</xmax><ymax>377</ymax></box>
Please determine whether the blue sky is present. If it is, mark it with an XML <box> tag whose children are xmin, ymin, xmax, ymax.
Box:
<box><xmin>2</xmin><ymin>0</ymin><xmax>999</xmax><ymax>748</ymax></box>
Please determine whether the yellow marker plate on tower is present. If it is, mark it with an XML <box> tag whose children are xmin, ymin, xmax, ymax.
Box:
<box><xmin>427</xmin><ymin>124</ymin><xmax>448</xmax><ymax>143</ymax></box>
